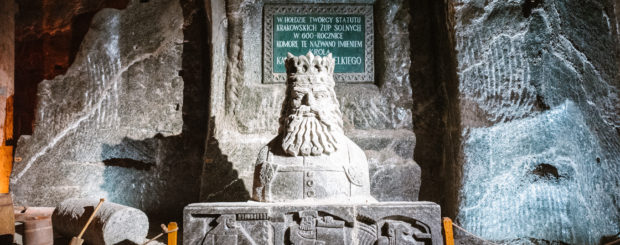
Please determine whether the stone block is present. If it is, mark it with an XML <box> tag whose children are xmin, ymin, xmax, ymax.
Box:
<box><xmin>184</xmin><ymin>201</ymin><xmax>442</xmax><ymax>245</ymax></box>
<box><xmin>52</xmin><ymin>198</ymin><xmax>149</xmax><ymax>245</ymax></box>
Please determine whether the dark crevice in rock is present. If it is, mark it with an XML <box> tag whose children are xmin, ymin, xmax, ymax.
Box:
<box><xmin>410</xmin><ymin>0</ymin><xmax>462</xmax><ymax>218</ymax></box>
<box><xmin>103</xmin><ymin>158</ymin><xmax>154</xmax><ymax>171</ymax></box>
<box><xmin>411</xmin><ymin>0</ymin><xmax>440</xmax><ymax>205</ymax></box>
<box><xmin>500</xmin><ymin>237</ymin><xmax>570</xmax><ymax>244</ymax></box>
<box><xmin>530</xmin><ymin>163</ymin><xmax>561</xmax><ymax>181</ymax></box>
<box><xmin>102</xmin><ymin>136</ymin><xmax>160</xmax><ymax>164</ymax></box>
<box><xmin>527</xmin><ymin>238</ymin><xmax>569</xmax><ymax>245</ymax></box>
<box><xmin>534</xmin><ymin>94</ymin><xmax>550</xmax><ymax>111</ymax></box>
<box><xmin>601</xmin><ymin>232</ymin><xmax>620</xmax><ymax>244</ymax></box>
<box><xmin>522</xmin><ymin>0</ymin><xmax>544</xmax><ymax>18</ymax></box>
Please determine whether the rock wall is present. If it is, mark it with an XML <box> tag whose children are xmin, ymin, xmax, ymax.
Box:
<box><xmin>454</xmin><ymin>0</ymin><xmax>620</xmax><ymax>243</ymax></box>
<box><xmin>11</xmin><ymin>0</ymin><xmax>210</xmax><ymax>221</ymax></box>
<box><xmin>200</xmin><ymin>0</ymin><xmax>421</xmax><ymax>202</ymax></box>
<box><xmin>14</xmin><ymin>0</ymin><xmax>129</xmax><ymax>139</ymax></box>
<box><xmin>9</xmin><ymin>0</ymin><xmax>619</xmax><ymax>241</ymax></box>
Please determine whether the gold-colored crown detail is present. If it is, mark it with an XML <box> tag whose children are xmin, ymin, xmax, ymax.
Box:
<box><xmin>285</xmin><ymin>52</ymin><xmax>335</xmax><ymax>86</ymax></box>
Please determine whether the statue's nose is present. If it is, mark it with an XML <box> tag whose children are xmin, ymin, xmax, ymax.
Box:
<box><xmin>303</xmin><ymin>92</ymin><xmax>315</xmax><ymax>106</ymax></box>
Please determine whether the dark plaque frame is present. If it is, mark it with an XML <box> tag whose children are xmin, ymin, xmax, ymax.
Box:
<box><xmin>263</xmin><ymin>4</ymin><xmax>374</xmax><ymax>83</ymax></box>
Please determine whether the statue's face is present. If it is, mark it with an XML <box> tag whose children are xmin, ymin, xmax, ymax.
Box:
<box><xmin>290</xmin><ymin>83</ymin><xmax>335</xmax><ymax>116</ymax></box>
<box><xmin>281</xmin><ymin>75</ymin><xmax>343</xmax><ymax>156</ymax></box>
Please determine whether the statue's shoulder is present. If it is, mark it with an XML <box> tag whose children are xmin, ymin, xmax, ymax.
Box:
<box><xmin>255</xmin><ymin>144</ymin><xmax>271</xmax><ymax>165</ymax></box>
<box><xmin>342</xmin><ymin>136</ymin><xmax>367</xmax><ymax>162</ymax></box>
<box><xmin>256</xmin><ymin>137</ymin><xmax>284</xmax><ymax>165</ymax></box>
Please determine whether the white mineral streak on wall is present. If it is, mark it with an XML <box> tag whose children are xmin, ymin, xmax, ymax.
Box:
<box><xmin>458</xmin><ymin>31</ymin><xmax>537</xmax><ymax>123</ymax></box>
<box><xmin>455</xmin><ymin>0</ymin><xmax>538</xmax><ymax>124</ymax></box>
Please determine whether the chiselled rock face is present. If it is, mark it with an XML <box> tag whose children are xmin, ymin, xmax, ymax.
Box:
<box><xmin>253</xmin><ymin>52</ymin><xmax>374</xmax><ymax>202</ymax></box>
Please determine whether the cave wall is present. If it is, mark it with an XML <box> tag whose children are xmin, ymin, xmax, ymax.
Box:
<box><xmin>453</xmin><ymin>0</ymin><xmax>620</xmax><ymax>243</ymax></box>
<box><xmin>14</xmin><ymin>0</ymin><xmax>129</xmax><ymax>139</ymax></box>
<box><xmin>7</xmin><ymin>0</ymin><xmax>620</xmax><ymax>241</ymax></box>
<box><xmin>200</xmin><ymin>0</ymin><xmax>422</xmax><ymax>203</ymax></box>
<box><xmin>10</xmin><ymin>0</ymin><xmax>210</xmax><ymax>221</ymax></box>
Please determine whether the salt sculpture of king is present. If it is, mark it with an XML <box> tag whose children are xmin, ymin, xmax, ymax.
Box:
<box><xmin>186</xmin><ymin>51</ymin><xmax>443</xmax><ymax>245</ymax></box>
<box><xmin>252</xmin><ymin>52</ymin><xmax>375</xmax><ymax>202</ymax></box>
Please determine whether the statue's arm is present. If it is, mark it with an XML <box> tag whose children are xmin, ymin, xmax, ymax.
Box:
<box><xmin>252</xmin><ymin>145</ymin><xmax>271</xmax><ymax>201</ymax></box>
<box><xmin>255</xmin><ymin>145</ymin><xmax>269</xmax><ymax>166</ymax></box>
<box><xmin>347</xmin><ymin>140</ymin><xmax>372</xmax><ymax>190</ymax></box>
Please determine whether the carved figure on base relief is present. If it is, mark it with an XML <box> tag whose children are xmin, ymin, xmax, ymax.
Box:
<box><xmin>252</xmin><ymin>52</ymin><xmax>375</xmax><ymax>203</ymax></box>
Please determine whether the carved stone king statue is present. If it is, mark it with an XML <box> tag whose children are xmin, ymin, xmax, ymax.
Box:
<box><xmin>185</xmin><ymin>51</ymin><xmax>443</xmax><ymax>245</ymax></box>
<box><xmin>252</xmin><ymin>52</ymin><xmax>375</xmax><ymax>202</ymax></box>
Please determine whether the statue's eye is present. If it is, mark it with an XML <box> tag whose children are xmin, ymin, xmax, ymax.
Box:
<box><xmin>315</xmin><ymin>92</ymin><xmax>327</xmax><ymax>99</ymax></box>
<box><xmin>294</xmin><ymin>91</ymin><xmax>305</xmax><ymax>99</ymax></box>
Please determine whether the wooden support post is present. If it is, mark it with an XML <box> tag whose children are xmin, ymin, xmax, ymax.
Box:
<box><xmin>0</xmin><ymin>0</ymin><xmax>15</xmax><ymax>193</ymax></box>
<box><xmin>443</xmin><ymin>217</ymin><xmax>454</xmax><ymax>245</ymax></box>
<box><xmin>167</xmin><ymin>222</ymin><xmax>178</xmax><ymax>245</ymax></box>
<box><xmin>0</xmin><ymin>146</ymin><xmax>12</xmax><ymax>193</ymax></box>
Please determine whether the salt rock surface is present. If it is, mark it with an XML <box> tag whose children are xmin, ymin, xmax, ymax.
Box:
<box><xmin>459</xmin><ymin>102</ymin><xmax>620</xmax><ymax>244</ymax></box>
<box><xmin>10</xmin><ymin>0</ymin><xmax>186</xmax><ymax>214</ymax></box>
<box><xmin>455</xmin><ymin>0</ymin><xmax>620</xmax><ymax>243</ymax></box>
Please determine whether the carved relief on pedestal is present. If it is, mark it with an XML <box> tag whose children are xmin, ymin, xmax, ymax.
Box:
<box><xmin>376</xmin><ymin>219</ymin><xmax>432</xmax><ymax>245</ymax></box>
<box><xmin>203</xmin><ymin>215</ymin><xmax>240</xmax><ymax>245</ymax></box>
<box><xmin>287</xmin><ymin>211</ymin><xmax>346</xmax><ymax>245</ymax></box>
<box><xmin>198</xmin><ymin>211</ymin><xmax>434</xmax><ymax>245</ymax></box>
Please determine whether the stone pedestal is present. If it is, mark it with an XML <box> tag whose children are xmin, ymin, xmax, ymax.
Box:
<box><xmin>184</xmin><ymin>201</ymin><xmax>443</xmax><ymax>245</ymax></box>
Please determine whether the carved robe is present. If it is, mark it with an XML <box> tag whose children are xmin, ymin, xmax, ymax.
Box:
<box><xmin>252</xmin><ymin>137</ymin><xmax>372</xmax><ymax>202</ymax></box>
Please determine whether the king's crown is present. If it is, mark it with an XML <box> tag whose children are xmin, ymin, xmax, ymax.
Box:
<box><xmin>285</xmin><ymin>51</ymin><xmax>335</xmax><ymax>77</ymax></box>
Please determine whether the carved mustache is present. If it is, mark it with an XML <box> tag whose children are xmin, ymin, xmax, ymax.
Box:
<box><xmin>292</xmin><ymin>105</ymin><xmax>318</xmax><ymax>117</ymax></box>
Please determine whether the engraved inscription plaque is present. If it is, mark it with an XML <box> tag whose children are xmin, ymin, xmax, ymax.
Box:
<box><xmin>263</xmin><ymin>4</ymin><xmax>374</xmax><ymax>83</ymax></box>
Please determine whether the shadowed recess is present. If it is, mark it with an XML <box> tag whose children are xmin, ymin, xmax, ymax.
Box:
<box><xmin>522</xmin><ymin>0</ymin><xmax>544</xmax><ymax>18</ymax></box>
<box><xmin>530</xmin><ymin>163</ymin><xmax>561</xmax><ymax>181</ymax></box>
<box><xmin>410</xmin><ymin>0</ymin><xmax>462</xmax><ymax>218</ymax></box>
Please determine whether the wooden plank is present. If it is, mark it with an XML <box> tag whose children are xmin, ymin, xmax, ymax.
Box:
<box><xmin>0</xmin><ymin>146</ymin><xmax>12</xmax><ymax>193</ymax></box>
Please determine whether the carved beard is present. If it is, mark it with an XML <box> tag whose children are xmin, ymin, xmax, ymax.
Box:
<box><xmin>281</xmin><ymin>105</ymin><xmax>341</xmax><ymax>156</ymax></box>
